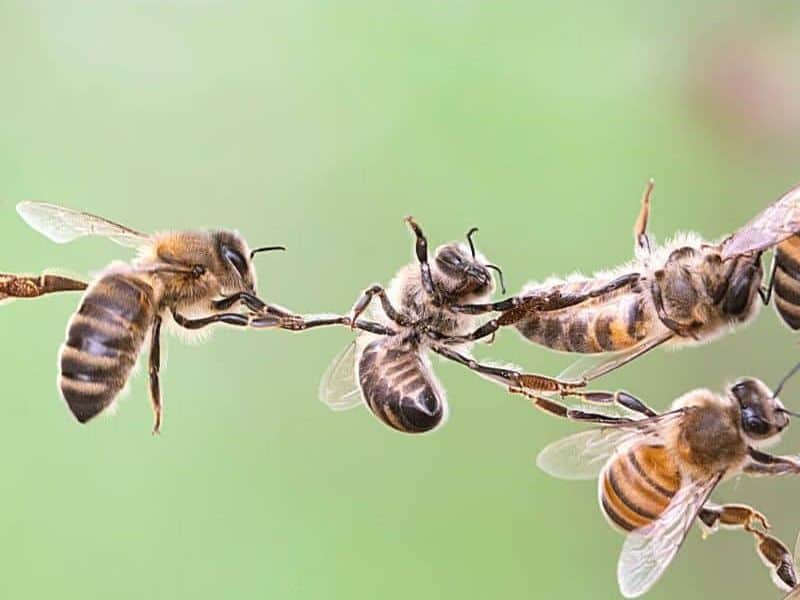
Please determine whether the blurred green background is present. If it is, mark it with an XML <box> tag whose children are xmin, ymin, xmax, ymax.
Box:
<box><xmin>2</xmin><ymin>2</ymin><xmax>800</xmax><ymax>599</ymax></box>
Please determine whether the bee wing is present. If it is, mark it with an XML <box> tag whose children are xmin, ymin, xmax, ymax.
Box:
<box><xmin>16</xmin><ymin>202</ymin><xmax>151</xmax><ymax>248</ymax></box>
<box><xmin>319</xmin><ymin>341</ymin><xmax>363</xmax><ymax>411</ymax></box>
<box><xmin>617</xmin><ymin>473</ymin><xmax>722</xmax><ymax>598</ymax></box>
<box><xmin>558</xmin><ymin>332</ymin><xmax>674</xmax><ymax>384</ymax></box>
<box><xmin>721</xmin><ymin>183</ymin><xmax>800</xmax><ymax>259</ymax></box>
<box><xmin>536</xmin><ymin>411</ymin><xmax>684</xmax><ymax>481</ymax></box>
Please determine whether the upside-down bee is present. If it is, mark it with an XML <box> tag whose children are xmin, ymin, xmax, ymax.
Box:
<box><xmin>4</xmin><ymin>202</ymin><xmax>350</xmax><ymax>432</ymax></box>
<box><xmin>450</xmin><ymin>181</ymin><xmax>800</xmax><ymax>391</ymax></box>
<box><xmin>524</xmin><ymin>363</ymin><xmax>800</xmax><ymax>597</ymax></box>
<box><xmin>320</xmin><ymin>217</ymin><xmax>556</xmax><ymax>434</ymax></box>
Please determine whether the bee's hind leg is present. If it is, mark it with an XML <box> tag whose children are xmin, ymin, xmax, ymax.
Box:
<box><xmin>0</xmin><ymin>273</ymin><xmax>87</xmax><ymax>300</ymax></box>
<box><xmin>563</xmin><ymin>389</ymin><xmax>657</xmax><ymax>418</ymax></box>
<box><xmin>429</xmin><ymin>344</ymin><xmax>586</xmax><ymax>397</ymax></box>
<box><xmin>519</xmin><ymin>393</ymin><xmax>637</xmax><ymax>425</ymax></box>
<box><xmin>634</xmin><ymin>179</ymin><xmax>655</xmax><ymax>255</ymax></box>
<box><xmin>148</xmin><ymin>316</ymin><xmax>163</xmax><ymax>435</ymax></box>
<box><xmin>698</xmin><ymin>503</ymin><xmax>771</xmax><ymax>537</ymax></box>
<box><xmin>745</xmin><ymin>528</ymin><xmax>798</xmax><ymax>592</ymax></box>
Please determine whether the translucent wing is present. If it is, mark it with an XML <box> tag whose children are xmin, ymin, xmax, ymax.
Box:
<box><xmin>721</xmin><ymin>183</ymin><xmax>800</xmax><ymax>259</ymax></box>
<box><xmin>16</xmin><ymin>202</ymin><xmax>150</xmax><ymax>248</ymax></box>
<box><xmin>536</xmin><ymin>411</ymin><xmax>684</xmax><ymax>481</ymax></box>
<box><xmin>319</xmin><ymin>341</ymin><xmax>362</xmax><ymax>411</ymax></box>
<box><xmin>558</xmin><ymin>332</ymin><xmax>674</xmax><ymax>384</ymax></box>
<box><xmin>618</xmin><ymin>473</ymin><xmax>722</xmax><ymax>598</ymax></box>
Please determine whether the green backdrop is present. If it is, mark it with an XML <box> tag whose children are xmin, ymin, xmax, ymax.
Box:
<box><xmin>2</xmin><ymin>2</ymin><xmax>799</xmax><ymax>599</ymax></box>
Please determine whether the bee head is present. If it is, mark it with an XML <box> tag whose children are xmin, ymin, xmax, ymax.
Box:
<box><xmin>211</xmin><ymin>231</ymin><xmax>284</xmax><ymax>294</ymax></box>
<box><xmin>432</xmin><ymin>227</ymin><xmax>505</xmax><ymax>302</ymax></box>
<box><xmin>730</xmin><ymin>379</ymin><xmax>789</xmax><ymax>441</ymax></box>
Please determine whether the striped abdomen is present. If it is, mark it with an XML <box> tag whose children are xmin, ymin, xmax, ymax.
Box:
<box><xmin>515</xmin><ymin>283</ymin><xmax>654</xmax><ymax>354</ymax></box>
<box><xmin>357</xmin><ymin>338</ymin><xmax>445</xmax><ymax>434</ymax></box>
<box><xmin>774</xmin><ymin>234</ymin><xmax>800</xmax><ymax>330</ymax></box>
<box><xmin>600</xmin><ymin>444</ymin><xmax>680</xmax><ymax>532</ymax></box>
<box><xmin>60</xmin><ymin>273</ymin><xmax>156</xmax><ymax>423</ymax></box>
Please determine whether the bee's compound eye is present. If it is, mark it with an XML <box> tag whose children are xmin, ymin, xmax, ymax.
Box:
<box><xmin>742</xmin><ymin>407</ymin><xmax>771</xmax><ymax>436</ymax></box>
<box><xmin>222</xmin><ymin>245</ymin><xmax>248</xmax><ymax>277</ymax></box>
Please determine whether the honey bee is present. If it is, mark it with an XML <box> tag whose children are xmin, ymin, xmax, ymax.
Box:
<box><xmin>746</xmin><ymin>528</ymin><xmax>799</xmax><ymax>597</ymax></box>
<box><xmin>450</xmin><ymin>181</ymin><xmax>800</xmax><ymax>391</ymax></box>
<box><xmin>320</xmin><ymin>217</ymin><xmax>556</xmax><ymax>434</ymax></box>
<box><xmin>7</xmin><ymin>202</ymin><xmax>350</xmax><ymax>432</ymax></box>
<box><xmin>526</xmin><ymin>363</ymin><xmax>800</xmax><ymax>598</ymax></box>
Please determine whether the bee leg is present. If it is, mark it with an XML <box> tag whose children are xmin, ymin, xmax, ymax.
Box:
<box><xmin>148</xmin><ymin>316</ymin><xmax>163</xmax><ymax>435</ymax></box>
<box><xmin>430</xmin><ymin>344</ymin><xmax>585</xmax><ymax>395</ymax></box>
<box><xmin>405</xmin><ymin>217</ymin><xmax>442</xmax><ymax>303</ymax></box>
<box><xmin>565</xmin><ymin>390</ymin><xmax>658</xmax><ymax>417</ymax></box>
<box><xmin>697</xmin><ymin>503</ymin><xmax>771</xmax><ymax>537</ymax></box>
<box><xmin>428</xmin><ymin>319</ymin><xmax>501</xmax><ymax>344</ymax></box>
<box><xmin>349</xmin><ymin>285</ymin><xmax>411</xmax><ymax>329</ymax></box>
<box><xmin>350</xmin><ymin>319</ymin><xmax>397</xmax><ymax>336</ymax></box>
<box><xmin>744</xmin><ymin>448</ymin><xmax>800</xmax><ymax>476</ymax></box>
<box><xmin>172</xmin><ymin>308</ymin><xmax>276</xmax><ymax>330</ymax></box>
<box><xmin>633</xmin><ymin>179</ymin><xmax>655</xmax><ymax>255</ymax></box>
<box><xmin>0</xmin><ymin>273</ymin><xmax>88</xmax><ymax>300</ymax></box>
<box><xmin>275</xmin><ymin>314</ymin><xmax>351</xmax><ymax>331</ymax></box>
<box><xmin>519</xmin><ymin>393</ymin><xmax>637</xmax><ymax>425</ymax></box>
<box><xmin>213</xmin><ymin>292</ymin><xmax>301</xmax><ymax>319</ymax></box>
<box><xmin>758</xmin><ymin>253</ymin><xmax>777</xmax><ymax>305</ymax></box>
<box><xmin>213</xmin><ymin>291</ymin><xmax>268</xmax><ymax>312</ymax></box>
<box><xmin>448</xmin><ymin>297</ymin><xmax>523</xmax><ymax>316</ymax></box>
<box><xmin>746</xmin><ymin>528</ymin><xmax>798</xmax><ymax>592</ymax></box>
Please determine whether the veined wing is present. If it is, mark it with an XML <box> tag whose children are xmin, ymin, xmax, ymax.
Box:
<box><xmin>617</xmin><ymin>473</ymin><xmax>722</xmax><ymax>598</ymax></box>
<box><xmin>722</xmin><ymin>183</ymin><xmax>800</xmax><ymax>259</ymax></box>
<box><xmin>17</xmin><ymin>202</ymin><xmax>150</xmax><ymax>248</ymax></box>
<box><xmin>536</xmin><ymin>411</ymin><xmax>684</xmax><ymax>481</ymax></box>
<box><xmin>319</xmin><ymin>341</ymin><xmax>362</xmax><ymax>411</ymax></box>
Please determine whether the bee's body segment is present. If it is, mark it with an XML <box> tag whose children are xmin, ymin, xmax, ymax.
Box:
<box><xmin>60</xmin><ymin>271</ymin><xmax>156</xmax><ymax>423</ymax></box>
<box><xmin>357</xmin><ymin>337</ymin><xmax>444</xmax><ymax>433</ymax></box>
<box><xmin>774</xmin><ymin>234</ymin><xmax>800</xmax><ymax>329</ymax></box>
<box><xmin>515</xmin><ymin>278</ymin><xmax>656</xmax><ymax>354</ymax></box>
<box><xmin>600</xmin><ymin>444</ymin><xmax>680</xmax><ymax>533</ymax></box>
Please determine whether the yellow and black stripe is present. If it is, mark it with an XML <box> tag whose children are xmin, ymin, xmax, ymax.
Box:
<box><xmin>60</xmin><ymin>273</ymin><xmax>155</xmax><ymax>423</ymax></box>
<box><xmin>600</xmin><ymin>444</ymin><xmax>680</xmax><ymax>532</ymax></box>
<box><xmin>516</xmin><ymin>290</ymin><xmax>650</xmax><ymax>354</ymax></box>
<box><xmin>774</xmin><ymin>234</ymin><xmax>800</xmax><ymax>330</ymax></box>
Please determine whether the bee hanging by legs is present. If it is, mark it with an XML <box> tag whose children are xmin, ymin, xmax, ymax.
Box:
<box><xmin>321</xmin><ymin>217</ymin><xmax>583</xmax><ymax>434</ymax></box>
